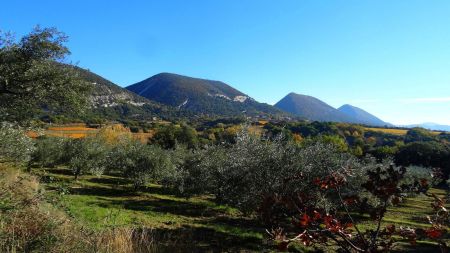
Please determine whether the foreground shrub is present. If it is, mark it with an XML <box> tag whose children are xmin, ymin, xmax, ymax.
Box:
<box><xmin>266</xmin><ymin>162</ymin><xmax>449</xmax><ymax>252</ymax></box>
<box><xmin>0</xmin><ymin>164</ymin><xmax>81</xmax><ymax>252</ymax></box>
<box><xmin>0</xmin><ymin>164</ymin><xmax>160</xmax><ymax>252</ymax></box>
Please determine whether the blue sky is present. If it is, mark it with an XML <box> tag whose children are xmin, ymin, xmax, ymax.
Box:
<box><xmin>2</xmin><ymin>0</ymin><xmax>450</xmax><ymax>125</ymax></box>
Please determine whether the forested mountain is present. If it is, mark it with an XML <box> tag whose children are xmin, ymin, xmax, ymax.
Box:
<box><xmin>274</xmin><ymin>93</ymin><xmax>353</xmax><ymax>122</ymax></box>
<box><xmin>338</xmin><ymin>104</ymin><xmax>391</xmax><ymax>127</ymax></box>
<box><xmin>275</xmin><ymin>93</ymin><xmax>393</xmax><ymax>126</ymax></box>
<box><xmin>126</xmin><ymin>73</ymin><xmax>286</xmax><ymax>118</ymax></box>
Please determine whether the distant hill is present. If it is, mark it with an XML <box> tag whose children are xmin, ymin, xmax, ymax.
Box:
<box><xmin>274</xmin><ymin>93</ymin><xmax>353</xmax><ymax>122</ymax></box>
<box><xmin>338</xmin><ymin>104</ymin><xmax>391</xmax><ymax>127</ymax></box>
<box><xmin>403</xmin><ymin>123</ymin><xmax>450</xmax><ymax>132</ymax></box>
<box><xmin>126</xmin><ymin>73</ymin><xmax>286</xmax><ymax>118</ymax></box>
<box><xmin>274</xmin><ymin>93</ymin><xmax>391</xmax><ymax>126</ymax></box>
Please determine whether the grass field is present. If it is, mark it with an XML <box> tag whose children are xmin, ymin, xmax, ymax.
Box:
<box><xmin>33</xmin><ymin>167</ymin><xmax>449</xmax><ymax>252</ymax></box>
<box><xmin>365</xmin><ymin>127</ymin><xmax>442</xmax><ymax>136</ymax></box>
<box><xmin>36</xmin><ymin>168</ymin><xmax>266</xmax><ymax>252</ymax></box>
<box><xmin>27</xmin><ymin>124</ymin><xmax>155</xmax><ymax>143</ymax></box>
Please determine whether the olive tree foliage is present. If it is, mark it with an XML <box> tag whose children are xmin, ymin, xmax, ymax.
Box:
<box><xmin>66</xmin><ymin>137</ymin><xmax>110</xmax><ymax>179</ymax></box>
<box><xmin>107</xmin><ymin>139</ymin><xmax>174</xmax><ymax>188</ymax></box>
<box><xmin>0</xmin><ymin>123</ymin><xmax>35</xmax><ymax>163</ymax></box>
<box><xmin>31</xmin><ymin>136</ymin><xmax>69</xmax><ymax>168</ymax></box>
<box><xmin>162</xmin><ymin>145</ymin><xmax>225</xmax><ymax>196</ymax></box>
<box><xmin>0</xmin><ymin>26</ymin><xmax>91</xmax><ymax>123</ymax></box>
<box><xmin>164</xmin><ymin>128</ymin><xmax>369</xmax><ymax>215</ymax></box>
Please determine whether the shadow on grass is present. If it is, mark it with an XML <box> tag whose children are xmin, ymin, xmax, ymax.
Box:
<box><xmin>45</xmin><ymin>168</ymin><xmax>75</xmax><ymax>176</ymax></box>
<box><xmin>146</xmin><ymin>225</ymin><xmax>265</xmax><ymax>252</ymax></box>
<box><xmin>70</xmin><ymin>185</ymin><xmax>139</xmax><ymax>197</ymax></box>
<box><xmin>88</xmin><ymin>176</ymin><xmax>132</xmax><ymax>186</ymax></box>
<box><xmin>98</xmin><ymin>198</ymin><xmax>224</xmax><ymax>218</ymax></box>
<box><xmin>392</xmin><ymin>243</ymin><xmax>442</xmax><ymax>253</ymax></box>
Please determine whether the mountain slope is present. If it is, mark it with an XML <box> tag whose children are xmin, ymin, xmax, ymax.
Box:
<box><xmin>126</xmin><ymin>73</ymin><xmax>286</xmax><ymax>118</ymax></box>
<box><xmin>338</xmin><ymin>104</ymin><xmax>390</xmax><ymax>127</ymax></box>
<box><xmin>75</xmin><ymin>67</ymin><xmax>150</xmax><ymax>108</ymax></box>
<box><xmin>67</xmin><ymin>67</ymin><xmax>190</xmax><ymax>121</ymax></box>
<box><xmin>274</xmin><ymin>93</ymin><xmax>353</xmax><ymax>122</ymax></box>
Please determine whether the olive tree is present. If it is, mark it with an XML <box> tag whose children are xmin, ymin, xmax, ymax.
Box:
<box><xmin>0</xmin><ymin>123</ymin><xmax>35</xmax><ymax>163</ymax></box>
<box><xmin>31</xmin><ymin>136</ymin><xmax>69</xmax><ymax>168</ymax></box>
<box><xmin>0</xmin><ymin>26</ymin><xmax>91</xmax><ymax>123</ymax></box>
<box><xmin>107</xmin><ymin>140</ymin><xmax>173</xmax><ymax>189</ymax></box>
<box><xmin>67</xmin><ymin>137</ymin><xmax>110</xmax><ymax>179</ymax></box>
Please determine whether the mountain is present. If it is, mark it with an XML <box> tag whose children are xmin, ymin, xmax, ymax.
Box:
<box><xmin>75</xmin><ymin>67</ymin><xmax>151</xmax><ymax>108</ymax></box>
<box><xmin>126</xmin><ymin>73</ymin><xmax>286</xmax><ymax>118</ymax></box>
<box><xmin>338</xmin><ymin>104</ymin><xmax>391</xmax><ymax>127</ymax></box>
<box><xmin>274</xmin><ymin>93</ymin><xmax>354</xmax><ymax>122</ymax></box>
<box><xmin>65</xmin><ymin>67</ymin><xmax>190</xmax><ymax>121</ymax></box>
<box><xmin>403</xmin><ymin>123</ymin><xmax>450</xmax><ymax>132</ymax></box>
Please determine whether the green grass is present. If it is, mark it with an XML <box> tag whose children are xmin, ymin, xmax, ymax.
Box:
<box><xmin>35</xmin><ymin>167</ymin><xmax>449</xmax><ymax>252</ymax></box>
<box><xmin>36</xmin><ymin>168</ymin><xmax>266</xmax><ymax>251</ymax></box>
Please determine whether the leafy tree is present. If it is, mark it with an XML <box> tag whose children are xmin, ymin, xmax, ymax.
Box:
<box><xmin>315</xmin><ymin>135</ymin><xmax>349</xmax><ymax>152</ymax></box>
<box><xmin>67</xmin><ymin>137</ymin><xmax>110</xmax><ymax>179</ymax></box>
<box><xmin>0</xmin><ymin>123</ymin><xmax>35</xmax><ymax>163</ymax></box>
<box><xmin>161</xmin><ymin>146</ymin><xmax>219</xmax><ymax>196</ymax></box>
<box><xmin>405</xmin><ymin>128</ymin><xmax>435</xmax><ymax>143</ymax></box>
<box><xmin>151</xmin><ymin>124</ymin><xmax>180</xmax><ymax>149</ymax></box>
<box><xmin>31</xmin><ymin>136</ymin><xmax>68</xmax><ymax>168</ymax></box>
<box><xmin>0</xmin><ymin>26</ymin><xmax>91</xmax><ymax>123</ymax></box>
<box><xmin>151</xmin><ymin>124</ymin><xmax>199</xmax><ymax>149</ymax></box>
<box><xmin>107</xmin><ymin>140</ymin><xmax>173</xmax><ymax>188</ymax></box>
<box><xmin>395</xmin><ymin>141</ymin><xmax>450</xmax><ymax>177</ymax></box>
<box><xmin>177</xmin><ymin>124</ymin><xmax>199</xmax><ymax>149</ymax></box>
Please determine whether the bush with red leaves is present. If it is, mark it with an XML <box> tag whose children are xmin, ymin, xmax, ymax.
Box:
<box><xmin>265</xmin><ymin>165</ymin><xmax>449</xmax><ymax>252</ymax></box>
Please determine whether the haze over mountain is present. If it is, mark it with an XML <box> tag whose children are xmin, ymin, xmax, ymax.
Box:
<box><xmin>338</xmin><ymin>104</ymin><xmax>391</xmax><ymax>127</ymax></box>
<box><xmin>126</xmin><ymin>73</ymin><xmax>286</xmax><ymax>118</ymax></box>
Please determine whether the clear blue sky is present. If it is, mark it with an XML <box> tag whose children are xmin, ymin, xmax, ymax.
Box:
<box><xmin>2</xmin><ymin>0</ymin><xmax>450</xmax><ymax>125</ymax></box>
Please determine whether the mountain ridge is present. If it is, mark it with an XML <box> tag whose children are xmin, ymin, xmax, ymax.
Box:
<box><xmin>126</xmin><ymin>72</ymin><xmax>287</xmax><ymax>118</ymax></box>
<box><xmin>338</xmin><ymin>104</ymin><xmax>391</xmax><ymax>127</ymax></box>
<box><xmin>274</xmin><ymin>92</ymin><xmax>391</xmax><ymax>126</ymax></box>
<box><xmin>274</xmin><ymin>92</ymin><xmax>354</xmax><ymax>122</ymax></box>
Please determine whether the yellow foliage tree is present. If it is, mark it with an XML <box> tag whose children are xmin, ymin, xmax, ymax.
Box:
<box><xmin>96</xmin><ymin>124</ymin><xmax>132</xmax><ymax>145</ymax></box>
<box><xmin>292</xmin><ymin>133</ymin><xmax>303</xmax><ymax>143</ymax></box>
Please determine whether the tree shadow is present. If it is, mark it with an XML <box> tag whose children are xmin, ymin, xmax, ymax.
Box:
<box><xmin>392</xmin><ymin>243</ymin><xmax>442</xmax><ymax>253</ymax></box>
<box><xmin>45</xmin><ymin>168</ymin><xmax>74</xmax><ymax>176</ymax></box>
<box><xmin>88</xmin><ymin>176</ymin><xmax>131</xmax><ymax>186</ymax></box>
<box><xmin>144</xmin><ymin>225</ymin><xmax>265</xmax><ymax>252</ymax></box>
<box><xmin>70</xmin><ymin>185</ymin><xmax>138</xmax><ymax>197</ymax></box>
<box><xmin>97</xmin><ymin>198</ymin><xmax>223</xmax><ymax>218</ymax></box>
